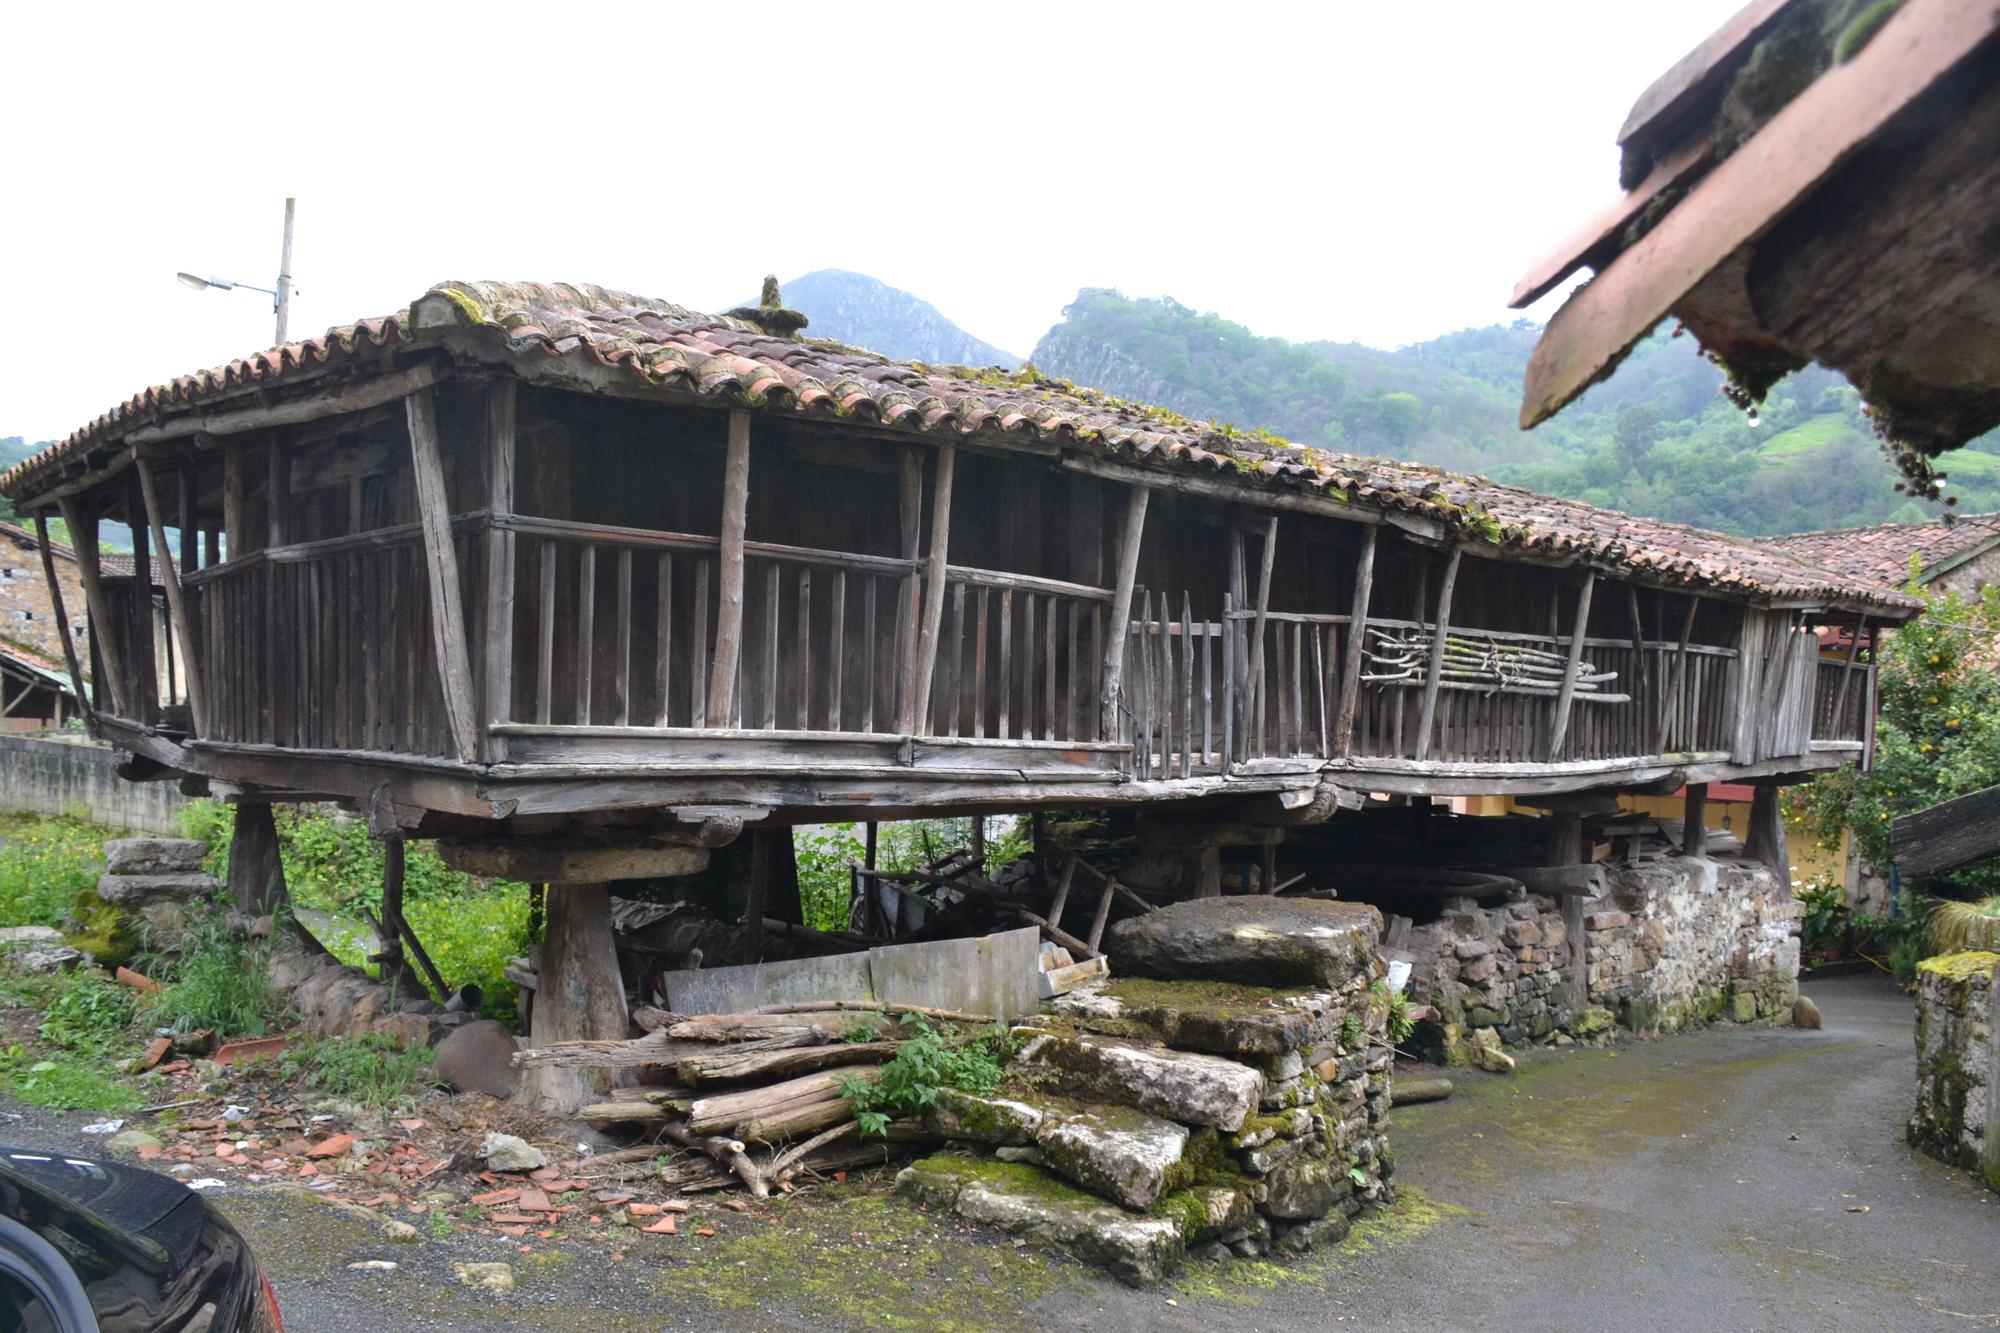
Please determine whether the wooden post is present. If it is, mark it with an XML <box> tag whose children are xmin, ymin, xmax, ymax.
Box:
<box><xmin>706</xmin><ymin>410</ymin><xmax>752</xmax><ymax>726</ymax></box>
<box><xmin>1625</xmin><ymin>583</ymin><xmax>1651</xmax><ymax>755</ymax></box>
<box><xmin>226</xmin><ymin>803</ymin><xmax>288</xmax><ymax>917</ymax></box>
<box><xmin>970</xmin><ymin>815</ymin><xmax>986</xmax><ymax>863</ymax></box>
<box><xmin>1333</xmin><ymin>526</ymin><xmax>1379</xmax><ymax>757</ymax></box>
<box><xmin>404</xmin><ymin>387</ymin><xmax>481</xmax><ymax>762</ymax></box>
<box><xmin>1831</xmin><ymin>614</ymin><xmax>1868</xmax><ymax>729</ymax></box>
<box><xmin>864</xmin><ymin>822</ymin><xmax>879</xmax><ymax>871</ymax></box>
<box><xmin>1546</xmin><ymin>571</ymin><xmax>1597</xmax><ymax>761</ymax></box>
<box><xmin>135</xmin><ymin>459</ymin><xmax>207</xmax><ymax>735</ymax></box>
<box><xmin>903</xmin><ymin>443</ymin><xmax>957</xmax><ymax>734</ymax></box>
<box><xmin>266</xmin><ymin>442</ymin><xmax>289</xmax><ymax>547</ymax></box>
<box><xmin>32</xmin><ymin>512</ymin><xmax>90</xmax><ymax>723</ymax></box>
<box><xmin>744</xmin><ymin>833</ymin><xmax>771</xmax><ymax>964</ymax></box>
<box><xmin>1681</xmin><ymin>782</ymin><xmax>1709</xmax><ymax>857</ymax></box>
<box><xmin>379</xmin><ymin>839</ymin><xmax>409</xmax><ymax>999</ymax></box>
<box><xmin>481</xmin><ymin>381</ymin><xmax>517</xmax><ymax>755</ymax></box>
<box><xmin>762</xmin><ymin>827</ymin><xmax>803</xmax><ymax>927</ymax></box>
<box><xmin>177</xmin><ymin>465</ymin><xmax>198</xmax><ymax>576</ymax></box>
<box><xmin>1244</xmin><ymin>514</ymin><xmax>1279</xmax><ymax>733</ymax></box>
<box><xmin>223</xmin><ymin>442</ymin><xmax>246</xmax><ymax>556</ymax></box>
<box><xmin>55</xmin><ymin>497</ymin><xmax>127</xmax><ymax>717</ymax></box>
<box><xmin>1414</xmin><ymin>544</ymin><xmax>1463</xmax><ymax>761</ymax></box>
<box><xmin>1260</xmin><ymin>840</ymin><xmax>1278</xmax><ymax>895</ymax></box>
<box><xmin>1098</xmin><ymin>485</ymin><xmax>1151</xmax><ymax>740</ymax></box>
<box><xmin>521</xmin><ymin>882</ymin><xmax>629</xmax><ymax>1115</ymax></box>
<box><xmin>1746</xmin><ymin>782</ymin><xmax>1790</xmax><ymax>880</ymax></box>
<box><xmin>125</xmin><ymin>472</ymin><xmax>158</xmax><ymax>723</ymax></box>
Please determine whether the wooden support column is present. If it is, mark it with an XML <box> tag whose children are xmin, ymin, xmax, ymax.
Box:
<box><xmin>1745</xmin><ymin>782</ymin><xmax>1790</xmax><ymax>881</ymax></box>
<box><xmin>136</xmin><ymin>458</ymin><xmax>207</xmax><ymax>735</ymax></box>
<box><xmin>32</xmin><ymin>512</ymin><xmax>90</xmax><ymax>723</ymax></box>
<box><xmin>1333</xmin><ymin>526</ymin><xmax>1379</xmax><ymax>757</ymax></box>
<box><xmin>1413</xmin><ymin>544</ymin><xmax>1463</xmax><ymax>762</ymax></box>
<box><xmin>1681</xmin><ymin>782</ymin><xmax>1709</xmax><ymax>858</ymax></box>
<box><xmin>125</xmin><ymin>472</ymin><xmax>157</xmax><ymax>722</ymax></box>
<box><xmin>903</xmin><ymin>443</ymin><xmax>957</xmax><ymax>734</ymax></box>
<box><xmin>177</xmin><ymin>465</ymin><xmax>198</xmax><ymax>576</ymax></box>
<box><xmin>1547</xmin><ymin>810</ymin><xmax>1588</xmax><ymax>1011</ymax></box>
<box><xmin>226</xmin><ymin>802</ymin><xmax>289</xmax><ymax>918</ymax></box>
<box><xmin>481</xmin><ymin>381</ymin><xmax>517</xmax><ymax>757</ymax></box>
<box><xmin>521</xmin><ymin>881</ymin><xmax>629</xmax><ymax>1115</ymax></box>
<box><xmin>55</xmin><ymin>497</ymin><xmax>126</xmax><ymax>717</ymax></box>
<box><xmin>266</xmin><ymin>442</ymin><xmax>289</xmax><ymax>547</ymax></box>
<box><xmin>379</xmin><ymin>840</ymin><xmax>409</xmax><ymax>1000</ymax></box>
<box><xmin>1657</xmin><ymin>594</ymin><xmax>1699</xmax><ymax>752</ymax></box>
<box><xmin>1546</xmin><ymin>571</ymin><xmax>1597</xmax><ymax>761</ymax></box>
<box><xmin>1096</xmin><ymin>485</ymin><xmax>1152</xmax><ymax>745</ymax></box>
<box><xmin>404</xmin><ymin>387</ymin><xmax>480</xmax><ymax>762</ymax></box>
<box><xmin>1244</xmin><ymin>514</ymin><xmax>1280</xmax><ymax>732</ymax></box>
<box><xmin>706</xmin><ymin>410</ymin><xmax>752</xmax><ymax>727</ymax></box>
<box><xmin>223</xmin><ymin>442</ymin><xmax>246</xmax><ymax>556</ymax></box>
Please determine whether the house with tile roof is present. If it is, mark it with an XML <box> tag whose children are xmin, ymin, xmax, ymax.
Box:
<box><xmin>0</xmin><ymin>520</ymin><xmax>91</xmax><ymax>729</ymax></box>
<box><xmin>1770</xmin><ymin>513</ymin><xmax>2000</xmax><ymax>599</ymax></box>
<box><xmin>0</xmin><ymin>278</ymin><xmax>1915</xmax><ymax>1109</ymax></box>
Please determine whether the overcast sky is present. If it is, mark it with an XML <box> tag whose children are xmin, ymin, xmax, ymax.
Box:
<box><xmin>2</xmin><ymin>1</ymin><xmax>1742</xmax><ymax>444</ymax></box>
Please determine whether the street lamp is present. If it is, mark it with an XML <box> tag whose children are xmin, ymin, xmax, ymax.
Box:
<box><xmin>176</xmin><ymin>198</ymin><xmax>296</xmax><ymax>345</ymax></box>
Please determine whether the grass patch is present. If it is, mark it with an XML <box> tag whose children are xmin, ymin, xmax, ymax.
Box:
<box><xmin>39</xmin><ymin>966</ymin><xmax>137</xmax><ymax>1057</ymax></box>
<box><xmin>0</xmin><ymin>814</ymin><xmax>116</xmax><ymax>928</ymax></box>
<box><xmin>140</xmin><ymin>914</ymin><xmax>284</xmax><ymax>1037</ymax></box>
<box><xmin>1338</xmin><ymin>1187</ymin><xmax>1468</xmax><ymax>1255</ymax></box>
<box><xmin>0</xmin><ymin>1046</ymin><xmax>140</xmax><ymax>1113</ymax></box>
<box><xmin>278</xmin><ymin>1033</ymin><xmax>439</xmax><ymax>1110</ymax></box>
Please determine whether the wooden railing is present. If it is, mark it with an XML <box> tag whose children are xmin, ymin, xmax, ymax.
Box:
<box><xmin>928</xmin><ymin>571</ymin><xmax>1111</xmax><ymax>743</ymax></box>
<box><xmin>1810</xmin><ymin>656</ymin><xmax>1871</xmax><ymax>744</ymax></box>
<box><xmin>1120</xmin><ymin>590</ymin><xmax>1228</xmax><ymax>779</ymax></box>
<box><xmin>184</xmin><ymin>524</ymin><xmax>457</xmax><ymax>755</ymax></box>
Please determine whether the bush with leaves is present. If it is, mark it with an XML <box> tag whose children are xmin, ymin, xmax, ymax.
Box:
<box><xmin>839</xmin><ymin>1014</ymin><xmax>1009</xmax><ymax>1138</ymax></box>
<box><xmin>1801</xmin><ymin>579</ymin><xmax>2000</xmax><ymax>902</ymax></box>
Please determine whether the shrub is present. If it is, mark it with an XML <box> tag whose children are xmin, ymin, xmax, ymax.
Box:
<box><xmin>1798</xmin><ymin>878</ymin><xmax>1848</xmax><ymax>954</ymax></box>
<box><xmin>279</xmin><ymin>1033</ymin><xmax>439</xmax><ymax>1111</ymax></box>
<box><xmin>39</xmin><ymin>967</ymin><xmax>136</xmax><ymax>1056</ymax></box>
<box><xmin>1931</xmin><ymin>895</ymin><xmax>2000</xmax><ymax>954</ymax></box>
<box><xmin>840</xmin><ymin>1014</ymin><xmax>1009</xmax><ymax>1137</ymax></box>
<box><xmin>141</xmin><ymin>915</ymin><xmax>283</xmax><ymax>1037</ymax></box>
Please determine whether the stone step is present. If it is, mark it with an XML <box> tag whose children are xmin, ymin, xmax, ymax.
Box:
<box><xmin>1035</xmin><ymin>1106</ymin><xmax>1188</xmax><ymax>1211</ymax></box>
<box><xmin>1012</xmin><ymin>1029</ymin><xmax>1263</xmax><ymax>1132</ymax></box>
<box><xmin>900</xmin><ymin>1155</ymin><xmax>1238</xmax><ymax>1287</ymax></box>
<box><xmin>1106</xmin><ymin>894</ymin><xmax>1379</xmax><ymax>989</ymax></box>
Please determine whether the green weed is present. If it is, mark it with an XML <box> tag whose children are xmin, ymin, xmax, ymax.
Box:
<box><xmin>39</xmin><ymin>967</ymin><xmax>137</xmax><ymax>1056</ymax></box>
<box><xmin>141</xmin><ymin>915</ymin><xmax>283</xmax><ymax>1037</ymax></box>
<box><xmin>840</xmin><ymin>1013</ymin><xmax>1009</xmax><ymax>1138</ymax></box>
<box><xmin>0</xmin><ymin>1044</ymin><xmax>140</xmax><ymax>1114</ymax></box>
<box><xmin>0</xmin><ymin>815</ymin><xmax>116</xmax><ymax>928</ymax></box>
<box><xmin>280</xmin><ymin>1033</ymin><xmax>439</xmax><ymax>1111</ymax></box>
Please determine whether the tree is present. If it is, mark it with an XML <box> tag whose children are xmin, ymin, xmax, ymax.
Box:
<box><xmin>1800</xmin><ymin>578</ymin><xmax>2000</xmax><ymax>898</ymax></box>
<box><xmin>1376</xmin><ymin>393</ymin><xmax>1421</xmax><ymax>448</ymax></box>
<box><xmin>1613</xmin><ymin>405</ymin><xmax>1659</xmax><ymax>478</ymax></box>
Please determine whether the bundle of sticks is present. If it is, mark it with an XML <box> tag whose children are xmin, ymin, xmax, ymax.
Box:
<box><xmin>1361</xmin><ymin>628</ymin><xmax>1628</xmax><ymax>701</ymax></box>
<box><xmin>513</xmin><ymin>1000</ymin><xmax>990</xmax><ymax>1197</ymax></box>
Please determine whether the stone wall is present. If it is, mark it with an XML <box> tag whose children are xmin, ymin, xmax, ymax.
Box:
<box><xmin>1406</xmin><ymin>855</ymin><xmax>1800</xmax><ymax>1054</ymax></box>
<box><xmin>1909</xmin><ymin>951</ymin><xmax>1999</xmax><ymax>1190</ymax></box>
<box><xmin>0</xmin><ymin>734</ymin><xmax>188</xmax><ymax>835</ymax></box>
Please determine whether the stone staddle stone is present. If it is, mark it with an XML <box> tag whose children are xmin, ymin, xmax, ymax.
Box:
<box><xmin>1107</xmin><ymin>895</ymin><xmax>1381</xmax><ymax>988</ymax></box>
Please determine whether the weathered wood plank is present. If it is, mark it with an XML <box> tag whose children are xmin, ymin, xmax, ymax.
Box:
<box><xmin>32</xmin><ymin>511</ymin><xmax>91</xmax><ymax>722</ymax></box>
<box><xmin>905</xmin><ymin>444</ymin><xmax>957</xmax><ymax>735</ymax></box>
<box><xmin>706</xmin><ymin>410</ymin><xmax>752</xmax><ymax>727</ymax></box>
<box><xmin>482</xmin><ymin>381</ymin><xmax>517</xmax><ymax>750</ymax></box>
<box><xmin>1333</xmin><ymin>527</ymin><xmax>1379</xmax><ymax>757</ymax></box>
<box><xmin>54</xmin><ymin>496</ymin><xmax>127</xmax><ymax>717</ymax></box>
<box><xmin>1098</xmin><ymin>485</ymin><xmax>1150</xmax><ymax>742</ymax></box>
<box><xmin>403</xmin><ymin>387</ymin><xmax>480</xmax><ymax>761</ymax></box>
<box><xmin>1546</xmin><ymin>572</ymin><xmax>1597</xmax><ymax>762</ymax></box>
<box><xmin>1892</xmin><ymin>782</ymin><xmax>2000</xmax><ymax>877</ymax></box>
<box><xmin>1413</xmin><ymin>545</ymin><xmax>1463</xmax><ymax>762</ymax></box>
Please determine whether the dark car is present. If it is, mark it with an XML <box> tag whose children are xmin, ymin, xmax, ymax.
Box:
<box><xmin>0</xmin><ymin>1148</ymin><xmax>281</xmax><ymax>1331</ymax></box>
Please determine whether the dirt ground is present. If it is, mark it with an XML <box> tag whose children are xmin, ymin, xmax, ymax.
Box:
<box><xmin>5</xmin><ymin>971</ymin><xmax>1996</xmax><ymax>1331</ymax></box>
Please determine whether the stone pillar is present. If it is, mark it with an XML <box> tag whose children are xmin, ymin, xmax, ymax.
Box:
<box><xmin>521</xmin><ymin>881</ymin><xmax>630</xmax><ymax>1115</ymax></box>
<box><xmin>226</xmin><ymin>803</ymin><xmax>288</xmax><ymax>917</ymax></box>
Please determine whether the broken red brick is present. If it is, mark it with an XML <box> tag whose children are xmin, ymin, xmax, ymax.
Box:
<box><xmin>306</xmin><ymin>1135</ymin><xmax>353</xmax><ymax>1159</ymax></box>
<box><xmin>213</xmin><ymin>1036</ymin><xmax>291</xmax><ymax>1066</ymax></box>
<box><xmin>643</xmin><ymin>1216</ymin><xmax>679</xmax><ymax>1236</ymax></box>
<box><xmin>471</xmin><ymin>1189</ymin><xmax>521</xmax><ymax>1207</ymax></box>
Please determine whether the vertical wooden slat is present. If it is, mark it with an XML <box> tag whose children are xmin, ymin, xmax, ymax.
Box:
<box><xmin>1311</xmin><ymin>621</ymin><xmax>1328</xmax><ymax>757</ymax></box>
<box><xmin>1180</xmin><ymin>595</ymin><xmax>1194</xmax><ymax>777</ymax></box>
<box><xmin>573</xmin><ymin>544</ymin><xmax>596</xmax><ymax>725</ymax></box>
<box><xmin>1201</xmin><ymin>612</ymin><xmax>1214</xmax><ymax>767</ymax></box>
<box><xmin>223</xmin><ymin>442</ymin><xmax>246</xmax><ymax>557</ymax></box>
<box><xmin>1021</xmin><ymin>594</ymin><xmax>1038</xmax><ymax>740</ymax></box>
<box><xmin>1413</xmin><ymin>545</ymin><xmax>1463</xmax><ymax>762</ymax></box>
<box><xmin>55</xmin><ymin>497</ymin><xmax>127</xmax><ymax>717</ymax></box>
<box><xmin>1245</xmin><ymin>514</ymin><xmax>1279</xmax><ymax>738</ymax></box>
<box><xmin>944</xmin><ymin>581</ymin><xmax>965</xmax><ymax>737</ymax></box>
<box><xmin>1221</xmin><ymin>593</ymin><xmax>1236</xmax><ymax>767</ymax></box>
<box><xmin>860</xmin><ymin>575</ymin><xmax>876</xmax><ymax>733</ymax></box>
<box><xmin>1333</xmin><ymin>527</ymin><xmax>1379</xmax><ymax>757</ymax></box>
<box><xmin>655</xmin><ymin>553</ymin><xmax>674</xmax><ymax>727</ymax></box>
<box><xmin>998</xmin><ymin>588</ymin><xmax>1014</xmax><ymax>740</ymax></box>
<box><xmin>482</xmin><ymin>380</ymin><xmax>517</xmax><ymax>748</ymax></box>
<box><xmin>1831</xmin><ymin>613</ymin><xmax>1867</xmax><ymax>729</ymax></box>
<box><xmin>904</xmin><ymin>444</ymin><xmax>957</xmax><ymax>735</ymax></box>
<box><xmin>404</xmin><ymin>388</ymin><xmax>480</xmax><ymax>761</ymax></box>
<box><xmin>1098</xmin><ymin>486</ymin><xmax>1150</xmax><ymax>742</ymax></box>
<box><xmin>793</xmin><ymin>566</ymin><xmax>812</xmax><ymax>729</ymax></box>
<box><xmin>177</xmin><ymin>464</ymin><xmax>198</xmax><ymax>575</ymax></box>
<box><xmin>763</xmin><ymin>562</ymin><xmax>781</xmax><ymax>731</ymax></box>
<box><xmin>691</xmin><ymin>558</ymin><xmax>710</xmax><ymax>727</ymax></box>
<box><xmin>1137</xmin><ymin>589</ymin><xmax>1153</xmax><ymax>778</ymax></box>
<box><xmin>136</xmin><ymin>459</ymin><xmax>207</xmax><ymax>735</ymax></box>
<box><xmin>894</xmin><ymin>448</ymin><xmax>924</xmax><ymax>727</ymax></box>
<box><xmin>1547</xmin><ymin>571</ymin><xmax>1597</xmax><ymax>762</ymax></box>
<box><xmin>611</xmin><ymin>546</ymin><xmax>632</xmax><ymax>727</ymax></box>
<box><xmin>707</xmin><ymin>410</ymin><xmax>752</xmax><ymax>726</ymax></box>
<box><xmin>828</xmin><ymin>570</ymin><xmax>845</xmax><ymax>732</ymax></box>
<box><xmin>1044</xmin><ymin>592</ymin><xmax>1059</xmax><ymax>743</ymax></box>
<box><xmin>972</xmin><ymin>587</ymin><xmax>989</xmax><ymax>739</ymax></box>
<box><xmin>533</xmin><ymin>539</ymin><xmax>557</xmax><ymax>725</ymax></box>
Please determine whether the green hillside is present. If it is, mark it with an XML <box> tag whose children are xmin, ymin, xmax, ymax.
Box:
<box><xmin>1029</xmin><ymin>290</ymin><xmax>1999</xmax><ymax>537</ymax></box>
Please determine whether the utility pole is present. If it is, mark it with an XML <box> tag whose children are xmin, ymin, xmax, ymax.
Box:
<box><xmin>275</xmin><ymin>197</ymin><xmax>295</xmax><ymax>345</ymax></box>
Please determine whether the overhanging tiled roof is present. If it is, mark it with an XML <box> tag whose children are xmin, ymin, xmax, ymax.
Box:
<box><xmin>2</xmin><ymin>279</ymin><xmax>1917</xmax><ymax>615</ymax></box>
<box><xmin>1769</xmin><ymin>513</ymin><xmax>2000</xmax><ymax>592</ymax></box>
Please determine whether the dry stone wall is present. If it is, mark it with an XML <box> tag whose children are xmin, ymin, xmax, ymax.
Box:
<box><xmin>1405</xmin><ymin>855</ymin><xmax>1800</xmax><ymax>1057</ymax></box>
<box><xmin>1909</xmin><ymin>951</ymin><xmax>1999</xmax><ymax>1190</ymax></box>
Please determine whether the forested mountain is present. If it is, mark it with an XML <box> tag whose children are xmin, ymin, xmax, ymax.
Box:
<box><xmin>1028</xmin><ymin>290</ymin><xmax>1997</xmax><ymax>537</ymax></box>
<box><xmin>761</xmin><ymin>270</ymin><xmax>1020</xmax><ymax>369</ymax></box>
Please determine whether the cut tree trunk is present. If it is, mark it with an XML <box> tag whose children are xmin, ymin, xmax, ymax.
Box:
<box><xmin>227</xmin><ymin>804</ymin><xmax>289</xmax><ymax>918</ymax></box>
<box><xmin>518</xmin><ymin>882</ymin><xmax>630</xmax><ymax>1115</ymax></box>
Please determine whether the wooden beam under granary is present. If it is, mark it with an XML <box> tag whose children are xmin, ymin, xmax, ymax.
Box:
<box><xmin>0</xmin><ymin>277</ymin><xmax>1915</xmax><ymax>1109</ymax></box>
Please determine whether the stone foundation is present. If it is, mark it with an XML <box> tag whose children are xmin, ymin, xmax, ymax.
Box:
<box><xmin>1909</xmin><ymin>951</ymin><xmax>1999</xmax><ymax>1190</ymax></box>
<box><xmin>1403</xmin><ymin>856</ymin><xmax>1800</xmax><ymax>1056</ymax></box>
<box><xmin>897</xmin><ymin>897</ymin><xmax>1390</xmax><ymax>1285</ymax></box>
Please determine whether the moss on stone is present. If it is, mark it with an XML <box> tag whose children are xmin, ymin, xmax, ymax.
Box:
<box><xmin>1918</xmin><ymin>951</ymin><xmax>2000</xmax><ymax>983</ymax></box>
